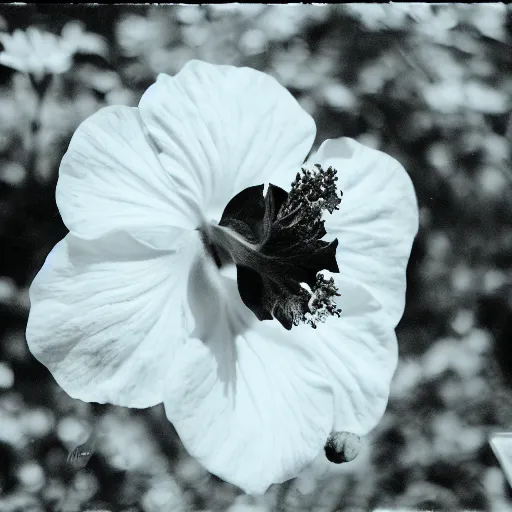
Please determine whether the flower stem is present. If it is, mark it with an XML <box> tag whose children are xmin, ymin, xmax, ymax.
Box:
<box><xmin>26</xmin><ymin>72</ymin><xmax>52</xmax><ymax>185</ymax></box>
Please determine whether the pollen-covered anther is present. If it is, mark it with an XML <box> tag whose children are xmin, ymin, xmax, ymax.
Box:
<box><xmin>213</xmin><ymin>163</ymin><xmax>343</xmax><ymax>330</ymax></box>
<box><xmin>299</xmin><ymin>274</ymin><xmax>342</xmax><ymax>329</ymax></box>
<box><xmin>278</xmin><ymin>163</ymin><xmax>342</xmax><ymax>222</ymax></box>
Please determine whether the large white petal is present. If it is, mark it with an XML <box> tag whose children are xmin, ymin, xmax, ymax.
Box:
<box><xmin>306</xmin><ymin>275</ymin><xmax>400</xmax><ymax>435</ymax></box>
<box><xmin>26</xmin><ymin>229</ymin><xmax>200</xmax><ymax>408</ymax></box>
<box><xmin>317</xmin><ymin>137</ymin><xmax>419</xmax><ymax>325</ymax></box>
<box><xmin>310</xmin><ymin>137</ymin><xmax>419</xmax><ymax>433</ymax></box>
<box><xmin>57</xmin><ymin>105</ymin><xmax>199</xmax><ymax>248</ymax></box>
<box><xmin>138</xmin><ymin>60</ymin><xmax>316</xmax><ymax>224</ymax></box>
<box><xmin>163</xmin><ymin>250</ymin><xmax>333</xmax><ymax>495</ymax></box>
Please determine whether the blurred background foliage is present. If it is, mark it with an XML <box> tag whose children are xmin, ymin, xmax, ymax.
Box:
<box><xmin>0</xmin><ymin>4</ymin><xmax>511</xmax><ymax>512</ymax></box>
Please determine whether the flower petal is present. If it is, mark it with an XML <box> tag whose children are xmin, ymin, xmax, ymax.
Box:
<box><xmin>309</xmin><ymin>137</ymin><xmax>418</xmax><ymax>433</ymax></box>
<box><xmin>57</xmin><ymin>105</ymin><xmax>199</xmax><ymax>248</ymax></box>
<box><xmin>317</xmin><ymin>137</ymin><xmax>419</xmax><ymax>324</ymax></box>
<box><xmin>138</xmin><ymin>60</ymin><xmax>316</xmax><ymax>224</ymax></box>
<box><xmin>26</xmin><ymin>229</ymin><xmax>200</xmax><ymax>408</ymax></box>
<box><xmin>163</xmin><ymin>250</ymin><xmax>333</xmax><ymax>494</ymax></box>
<box><xmin>306</xmin><ymin>276</ymin><xmax>400</xmax><ymax>435</ymax></box>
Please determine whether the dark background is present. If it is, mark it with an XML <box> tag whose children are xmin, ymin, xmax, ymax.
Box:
<box><xmin>0</xmin><ymin>4</ymin><xmax>512</xmax><ymax>511</ymax></box>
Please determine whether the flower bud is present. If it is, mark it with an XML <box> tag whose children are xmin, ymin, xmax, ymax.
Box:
<box><xmin>324</xmin><ymin>431</ymin><xmax>362</xmax><ymax>464</ymax></box>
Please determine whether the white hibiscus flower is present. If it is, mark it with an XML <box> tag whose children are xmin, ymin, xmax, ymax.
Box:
<box><xmin>26</xmin><ymin>60</ymin><xmax>418</xmax><ymax>494</ymax></box>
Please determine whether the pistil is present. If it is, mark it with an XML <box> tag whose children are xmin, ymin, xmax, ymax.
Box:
<box><xmin>205</xmin><ymin>164</ymin><xmax>343</xmax><ymax>330</ymax></box>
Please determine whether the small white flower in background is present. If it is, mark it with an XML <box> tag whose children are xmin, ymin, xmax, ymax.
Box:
<box><xmin>254</xmin><ymin>5</ymin><xmax>315</xmax><ymax>41</ymax></box>
<box><xmin>0</xmin><ymin>361</ymin><xmax>14</xmax><ymax>389</ymax></box>
<box><xmin>115</xmin><ymin>14</ymin><xmax>154</xmax><ymax>58</ymax></box>
<box><xmin>345</xmin><ymin>3</ymin><xmax>460</xmax><ymax>42</ymax></box>
<box><xmin>467</xmin><ymin>3</ymin><xmax>508</xmax><ymax>42</ymax></box>
<box><xmin>0</xmin><ymin>27</ymin><xmax>71</xmax><ymax>80</ymax></box>
<box><xmin>344</xmin><ymin>4</ymin><xmax>417</xmax><ymax>31</ymax></box>
<box><xmin>26</xmin><ymin>60</ymin><xmax>418</xmax><ymax>494</ymax></box>
<box><xmin>389</xmin><ymin>358</ymin><xmax>423</xmax><ymax>400</ymax></box>
<box><xmin>115</xmin><ymin>13</ymin><xmax>171</xmax><ymax>59</ymax></box>
<box><xmin>226</xmin><ymin>494</ymin><xmax>270</xmax><ymax>512</ymax></box>
<box><xmin>0</xmin><ymin>24</ymin><xmax>108</xmax><ymax>81</ymax></box>
<box><xmin>17</xmin><ymin>460</ymin><xmax>46</xmax><ymax>493</ymax></box>
<box><xmin>423</xmin><ymin>79</ymin><xmax>510</xmax><ymax>115</ymax></box>
<box><xmin>142</xmin><ymin>475</ymin><xmax>186</xmax><ymax>512</ymax></box>
<box><xmin>60</xmin><ymin>21</ymin><xmax>109</xmax><ymax>58</ymax></box>
<box><xmin>0</xmin><ymin>276</ymin><xmax>17</xmax><ymax>304</ymax></box>
<box><xmin>176</xmin><ymin>5</ymin><xmax>206</xmax><ymax>25</ymax></box>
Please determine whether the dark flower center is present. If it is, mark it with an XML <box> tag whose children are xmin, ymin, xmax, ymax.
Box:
<box><xmin>202</xmin><ymin>164</ymin><xmax>343</xmax><ymax>330</ymax></box>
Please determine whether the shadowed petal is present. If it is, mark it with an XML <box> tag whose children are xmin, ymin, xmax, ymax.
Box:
<box><xmin>163</xmin><ymin>250</ymin><xmax>333</xmax><ymax>494</ymax></box>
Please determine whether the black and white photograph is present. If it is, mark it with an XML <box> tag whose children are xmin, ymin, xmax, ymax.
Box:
<box><xmin>0</xmin><ymin>4</ymin><xmax>511</xmax><ymax>512</ymax></box>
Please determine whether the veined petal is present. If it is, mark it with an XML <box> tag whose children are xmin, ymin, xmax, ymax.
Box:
<box><xmin>317</xmin><ymin>137</ymin><xmax>419</xmax><ymax>324</ymax></box>
<box><xmin>163</xmin><ymin>250</ymin><xmax>333</xmax><ymax>495</ymax></box>
<box><xmin>57</xmin><ymin>105</ymin><xmax>200</xmax><ymax>249</ymax></box>
<box><xmin>138</xmin><ymin>60</ymin><xmax>316</xmax><ymax>225</ymax></box>
<box><xmin>26</xmin><ymin>229</ymin><xmax>200</xmax><ymax>408</ymax></box>
<box><xmin>308</xmin><ymin>275</ymin><xmax>399</xmax><ymax>435</ymax></box>
<box><xmin>311</xmin><ymin>137</ymin><xmax>418</xmax><ymax>433</ymax></box>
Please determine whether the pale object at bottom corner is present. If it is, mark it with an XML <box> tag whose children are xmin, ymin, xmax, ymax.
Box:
<box><xmin>490</xmin><ymin>431</ymin><xmax>512</xmax><ymax>487</ymax></box>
